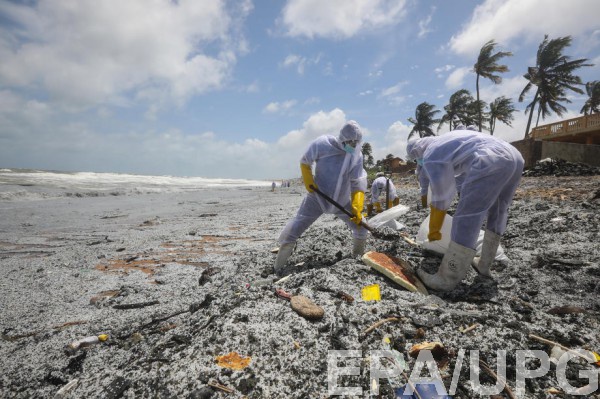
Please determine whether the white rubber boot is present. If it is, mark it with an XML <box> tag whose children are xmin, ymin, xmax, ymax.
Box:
<box><xmin>273</xmin><ymin>242</ymin><xmax>295</xmax><ymax>276</ymax></box>
<box><xmin>417</xmin><ymin>240</ymin><xmax>476</xmax><ymax>291</ymax></box>
<box><xmin>352</xmin><ymin>238</ymin><xmax>366</xmax><ymax>257</ymax></box>
<box><xmin>472</xmin><ymin>230</ymin><xmax>501</xmax><ymax>277</ymax></box>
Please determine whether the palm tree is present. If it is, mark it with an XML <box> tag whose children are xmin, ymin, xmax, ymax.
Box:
<box><xmin>474</xmin><ymin>40</ymin><xmax>512</xmax><ymax>131</ymax></box>
<box><xmin>580</xmin><ymin>81</ymin><xmax>600</xmax><ymax>115</ymax></box>
<box><xmin>488</xmin><ymin>96</ymin><xmax>517</xmax><ymax>135</ymax></box>
<box><xmin>519</xmin><ymin>35</ymin><xmax>592</xmax><ymax>138</ymax></box>
<box><xmin>408</xmin><ymin>102</ymin><xmax>441</xmax><ymax>139</ymax></box>
<box><xmin>438</xmin><ymin>90</ymin><xmax>474</xmax><ymax>132</ymax></box>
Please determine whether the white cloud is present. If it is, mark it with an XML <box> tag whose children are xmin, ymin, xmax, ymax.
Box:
<box><xmin>445</xmin><ymin>67</ymin><xmax>471</xmax><ymax>89</ymax></box>
<box><xmin>379</xmin><ymin>81</ymin><xmax>409</xmax><ymax>105</ymax></box>
<box><xmin>263</xmin><ymin>100</ymin><xmax>298</xmax><ymax>114</ymax></box>
<box><xmin>0</xmin><ymin>94</ymin><xmax>349</xmax><ymax>179</ymax></box>
<box><xmin>434</xmin><ymin>64</ymin><xmax>455</xmax><ymax>78</ymax></box>
<box><xmin>280</xmin><ymin>0</ymin><xmax>408</xmax><ymax>39</ymax></box>
<box><xmin>449</xmin><ymin>0</ymin><xmax>600</xmax><ymax>56</ymax></box>
<box><xmin>281</xmin><ymin>53</ymin><xmax>323</xmax><ymax>75</ymax></box>
<box><xmin>418</xmin><ymin>7</ymin><xmax>436</xmax><ymax>39</ymax></box>
<box><xmin>277</xmin><ymin>109</ymin><xmax>346</xmax><ymax>149</ymax></box>
<box><xmin>0</xmin><ymin>0</ymin><xmax>246</xmax><ymax>110</ymax></box>
<box><xmin>365</xmin><ymin>120</ymin><xmax>412</xmax><ymax>161</ymax></box>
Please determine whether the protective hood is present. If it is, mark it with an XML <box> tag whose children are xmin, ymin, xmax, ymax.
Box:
<box><xmin>406</xmin><ymin>136</ymin><xmax>436</xmax><ymax>161</ymax></box>
<box><xmin>338</xmin><ymin>120</ymin><xmax>363</xmax><ymax>144</ymax></box>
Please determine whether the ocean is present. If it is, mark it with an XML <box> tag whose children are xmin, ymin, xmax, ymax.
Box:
<box><xmin>0</xmin><ymin>168</ymin><xmax>272</xmax><ymax>201</ymax></box>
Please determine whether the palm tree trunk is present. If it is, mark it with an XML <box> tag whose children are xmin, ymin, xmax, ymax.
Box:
<box><xmin>524</xmin><ymin>90</ymin><xmax>539</xmax><ymax>139</ymax></box>
<box><xmin>476</xmin><ymin>74</ymin><xmax>481</xmax><ymax>131</ymax></box>
<box><xmin>535</xmin><ymin>107</ymin><xmax>542</xmax><ymax>127</ymax></box>
<box><xmin>490</xmin><ymin>118</ymin><xmax>495</xmax><ymax>135</ymax></box>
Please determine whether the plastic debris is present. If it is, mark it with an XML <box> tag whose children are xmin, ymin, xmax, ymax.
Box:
<box><xmin>66</xmin><ymin>334</ymin><xmax>108</xmax><ymax>354</ymax></box>
<box><xmin>395</xmin><ymin>381</ymin><xmax>452</xmax><ymax>398</ymax></box>
<box><xmin>215</xmin><ymin>352</ymin><xmax>251</xmax><ymax>370</ymax></box>
<box><xmin>361</xmin><ymin>284</ymin><xmax>381</xmax><ymax>301</ymax></box>
<box><xmin>53</xmin><ymin>378</ymin><xmax>79</xmax><ymax>398</ymax></box>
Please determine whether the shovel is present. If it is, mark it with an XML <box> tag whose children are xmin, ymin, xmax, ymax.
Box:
<box><xmin>310</xmin><ymin>185</ymin><xmax>377</xmax><ymax>235</ymax></box>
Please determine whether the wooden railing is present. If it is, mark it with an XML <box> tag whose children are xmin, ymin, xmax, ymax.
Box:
<box><xmin>531</xmin><ymin>113</ymin><xmax>600</xmax><ymax>139</ymax></box>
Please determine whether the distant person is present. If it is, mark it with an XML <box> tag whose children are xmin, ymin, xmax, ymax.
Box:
<box><xmin>368</xmin><ymin>172</ymin><xmax>399</xmax><ymax>215</ymax></box>
<box><xmin>406</xmin><ymin>129</ymin><xmax>524</xmax><ymax>291</ymax></box>
<box><xmin>271</xmin><ymin>181</ymin><xmax>276</xmax><ymax>192</ymax></box>
<box><xmin>274</xmin><ymin>121</ymin><xmax>368</xmax><ymax>275</ymax></box>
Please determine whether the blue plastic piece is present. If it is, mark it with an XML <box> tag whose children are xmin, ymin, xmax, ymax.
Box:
<box><xmin>395</xmin><ymin>381</ymin><xmax>452</xmax><ymax>398</ymax></box>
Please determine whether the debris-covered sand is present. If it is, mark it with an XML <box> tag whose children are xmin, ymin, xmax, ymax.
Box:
<box><xmin>1</xmin><ymin>164</ymin><xmax>599</xmax><ymax>398</ymax></box>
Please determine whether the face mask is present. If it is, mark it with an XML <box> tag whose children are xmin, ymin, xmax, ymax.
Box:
<box><xmin>344</xmin><ymin>144</ymin><xmax>355</xmax><ymax>154</ymax></box>
<box><xmin>416</xmin><ymin>158</ymin><xmax>424</xmax><ymax>166</ymax></box>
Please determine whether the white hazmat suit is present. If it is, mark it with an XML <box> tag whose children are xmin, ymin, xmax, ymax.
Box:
<box><xmin>407</xmin><ymin>130</ymin><xmax>524</xmax><ymax>291</ymax></box>
<box><xmin>370</xmin><ymin>176</ymin><xmax>397</xmax><ymax>205</ymax></box>
<box><xmin>274</xmin><ymin>121</ymin><xmax>368</xmax><ymax>275</ymax></box>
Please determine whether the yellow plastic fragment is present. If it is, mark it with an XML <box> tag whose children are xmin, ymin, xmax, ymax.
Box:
<box><xmin>593</xmin><ymin>351</ymin><xmax>600</xmax><ymax>366</ymax></box>
<box><xmin>361</xmin><ymin>284</ymin><xmax>381</xmax><ymax>301</ymax></box>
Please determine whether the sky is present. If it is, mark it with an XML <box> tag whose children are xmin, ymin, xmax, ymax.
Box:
<box><xmin>0</xmin><ymin>0</ymin><xmax>599</xmax><ymax>180</ymax></box>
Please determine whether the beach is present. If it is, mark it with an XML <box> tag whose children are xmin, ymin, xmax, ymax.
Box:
<box><xmin>1</xmin><ymin>169</ymin><xmax>599</xmax><ymax>398</ymax></box>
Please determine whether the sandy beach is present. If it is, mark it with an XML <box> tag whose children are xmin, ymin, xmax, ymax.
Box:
<box><xmin>1</xmin><ymin>172</ymin><xmax>599</xmax><ymax>398</ymax></box>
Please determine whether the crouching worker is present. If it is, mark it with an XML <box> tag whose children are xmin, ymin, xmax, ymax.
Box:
<box><xmin>406</xmin><ymin>130</ymin><xmax>524</xmax><ymax>291</ymax></box>
<box><xmin>274</xmin><ymin>121</ymin><xmax>369</xmax><ymax>276</ymax></box>
<box><xmin>368</xmin><ymin>172</ymin><xmax>399</xmax><ymax>216</ymax></box>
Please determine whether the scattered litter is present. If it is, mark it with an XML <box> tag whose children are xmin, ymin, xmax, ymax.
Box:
<box><xmin>478</xmin><ymin>359</ymin><xmax>516</xmax><ymax>399</ymax></box>
<box><xmin>293</xmin><ymin>341</ymin><xmax>301</xmax><ymax>350</ymax></box>
<box><xmin>274</xmin><ymin>275</ymin><xmax>291</xmax><ymax>284</ymax></box>
<box><xmin>274</xmin><ymin>288</ymin><xmax>292</xmax><ymax>301</ymax></box>
<box><xmin>65</xmin><ymin>334</ymin><xmax>108</xmax><ymax>355</ymax></box>
<box><xmin>113</xmin><ymin>300</ymin><xmax>159</xmax><ymax>310</ymax></box>
<box><xmin>547</xmin><ymin>305</ymin><xmax>586</xmax><ymax>315</ymax></box>
<box><xmin>215</xmin><ymin>352</ymin><xmax>251</xmax><ymax>370</ymax></box>
<box><xmin>362</xmin><ymin>317</ymin><xmax>402</xmax><ymax>335</ymax></box>
<box><xmin>53</xmin><ymin>378</ymin><xmax>79</xmax><ymax>399</ymax></box>
<box><xmin>395</xmin><ymin>381</ymin><xmax>451</xmax><ymax>398</ymax></box>
<box><xmin>459</xmin><ymin>323</ymin><xmax>479</xmax><ymax>334</ymax></box>
<box><xmin>361</xmin><ymin>284</ymin><xmax>381</xmax><ymax>301</ymax></box>
<box><xmin>290</xmin><ymin>295</ymin><xmax>324</xmax><ymax>320</ymax></box>
<box><xmin>207</xmin><ymin>380</ymin><xmax>235</xmax><ymax>394</ymax></box>
<box><xmin>246</xmin><ymin>278</ymin><xmax>274</xmax><ymax>289</ymax></box>
<box><xmin>550</xmin><ymin>217</ymin><xmax>565</xmax><ymax>223</ymax></box>
<box><xmin>336</xmin><ymin>291</ymin><xmax>354</xmax><ymax>303</ymax></box>
<box><xmin>408</xmin><ymin>341</ymin><xmax>448</xmax><ymax>363</ymax></box>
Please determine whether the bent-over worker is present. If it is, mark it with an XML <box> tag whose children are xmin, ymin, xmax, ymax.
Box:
<box><xmin>368</xmin><ymin>172</ymin><xmax>399</xmax><ymax>215</ymax></box>
<box><xmin>274</xmin><ymin>121</ymin><xmax>368</xmax><ymax>275</ymax></box>
<box><xmin>406</xmin><ymin>129</ymin><xmax>524</xmax><ymax>291</ymax></box>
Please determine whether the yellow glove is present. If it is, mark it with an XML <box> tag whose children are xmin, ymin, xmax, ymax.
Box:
<box><xmin>350</xmin><ymin>191</ymin><xmax>365</xmax><ymax>225</ymax></box>
<box><xmin>421</xmin><ymin>195</ymin><xmax>427</xmax><ymax>208</ymax></box>
<box><xmin>300</xmin><ymin>163</ymin><xmax>316</xmax><ymax>192</ymax></box>
<box><xmin>428</xmin><ymin>205</ymin><xmax>446</xmax><ymax>241</ymax></box>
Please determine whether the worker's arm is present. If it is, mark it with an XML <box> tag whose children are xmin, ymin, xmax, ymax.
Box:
<box><xmin>350</xmin><ymin>191</ymin><xmax>365</xmax><ymax>225</ymax></box>
<box><xmin>300</xmin><ymin>163</ymin><xmax>316</xmax><ymax>192</ymax></box>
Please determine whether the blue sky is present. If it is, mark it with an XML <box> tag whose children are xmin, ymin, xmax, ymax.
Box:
<box><xmin>1</xmin><ymin>0</ymin><xmax>598</xmax><ymax>180</ymax></box>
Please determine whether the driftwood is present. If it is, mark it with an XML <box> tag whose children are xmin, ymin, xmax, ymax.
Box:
<box><xmin>362</xmin><ymin>317</ymin><xmax>402</xmax><ymax>335</ymax></box>
<box><xmin>479</xmin><ymin>359</ymin><xmax>517</xmax><ymax>399</ymax></box>
<box><xmin>113</xmin><ymin>300</ymin><xmax>159</xmax><ymax>310</ymax></box>
<box><xmin>207</xmin><ymin>381</ymin><xmax>234</xmax><ymax>393</ymax></box>
<box><xmin>528</xmin><ymin>334</ymin><xmax>596</xmax><ymax>363</ymax></box>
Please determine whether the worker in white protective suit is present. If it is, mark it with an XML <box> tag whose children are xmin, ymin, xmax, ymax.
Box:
<box><xmin>274</xmin><ymin>121</ymin><xmax>368</xmax><ymax>275</ymax></box>
<box><xmin>368</xmin><ymin>172</ymin><xmax>399</xmax><ymax>216</ymax></box>
<box><xmin>406</xmin><ymin>130</ymin><xmax>524</xmax><ymax>291</ymax></box>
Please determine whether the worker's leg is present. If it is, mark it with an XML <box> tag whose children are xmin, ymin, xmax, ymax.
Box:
<box><xmin>277</xmin><ymin>193</ymin><xmax>323</xmax><ymax>245</ymax></box>
<box><xmin>474</xmin><ymin>155</ymin><xmax>524</xmax><ymax>276</ymax></box>
<box><xmin>275</xmin><ymin>194</ymin><xmax>323</xmax><ymax>274</ymax></box>
<box><xmin>339</xmin><ymin>212</ymin><xmax>368</xmax><ymax>257</ymax></box>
